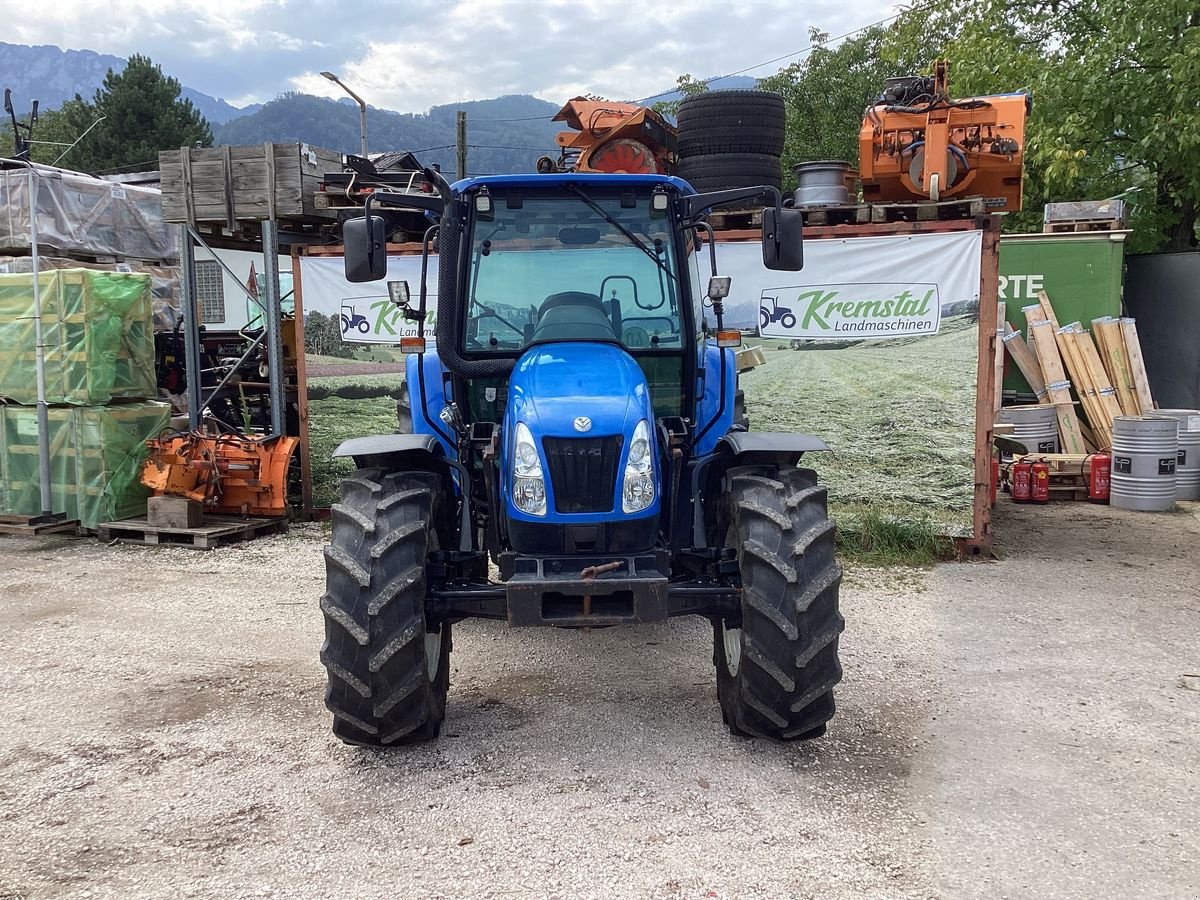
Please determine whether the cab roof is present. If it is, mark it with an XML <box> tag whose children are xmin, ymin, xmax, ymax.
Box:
<box><xmin>450</xmin><ymin>173</ymin><xmax>696</xmax><ymax>196</ymax></box>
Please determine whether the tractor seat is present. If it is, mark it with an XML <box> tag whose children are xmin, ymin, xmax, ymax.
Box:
<box><xmin>532</xmin><ymin>292</ymin><xmax>616</xmax><ymax>343</ymax></box>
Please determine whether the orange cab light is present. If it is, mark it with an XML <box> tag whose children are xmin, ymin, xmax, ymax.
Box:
<box><xmin>400</xmin><ymin>336</ymin><xmax>426</xmax><ymax>354</ymax></box>
<box><xmin>715</xmin><ymin>330</ymin><xmax>742</xmax><ymax>348</ymax></box>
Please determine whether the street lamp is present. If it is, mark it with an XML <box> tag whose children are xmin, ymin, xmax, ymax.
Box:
<box><xmin>321</xmin><ymin>71</ymin><xmax>368</xmax><ymax>158</ymax></box>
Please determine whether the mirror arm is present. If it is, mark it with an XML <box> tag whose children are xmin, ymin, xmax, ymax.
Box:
<box><xmin>691</xmin><ymin>221</ymin><xmax>723</xmax><ymax>330</ymax></box>
<box><xmin>677</xmin><ymin>185</ymin><xmax>783</xmax><ymax>222</ymax></box>
<box><xmin>415</xmin><ymin>224</ymin><xmax>439</xmax><ymax>335</ymax></box>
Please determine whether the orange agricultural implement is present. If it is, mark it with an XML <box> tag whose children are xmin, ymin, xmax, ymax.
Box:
<box><xmin>538</xmin><ymin>98</ymin><xmax>676</xmax><ymax>175</ymax></box>
<box><xmin>141</xmin><ymin>432</ymin><xmax>298</xmax><ymax>517</ymax></box>
<box><xmin>859</xmin><ymin>60</ymin><xmax>1030</xmax><ymax>211</ymax></box>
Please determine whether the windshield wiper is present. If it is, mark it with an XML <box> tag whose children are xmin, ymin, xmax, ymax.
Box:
<box><xmin>471</xmin><ymin>298</ymin><xmax>526</xmax><ymax>339</ymax></box>
<box><xmin>567</xmin><ymin>185</ymin><xmax>676</xmax><ymax>284</ymax></box>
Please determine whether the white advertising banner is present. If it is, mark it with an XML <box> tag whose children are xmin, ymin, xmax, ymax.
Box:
<box><xmin>717</xmin><ymin>230</ymin><xmax>983</xmax><ymax>338</ymax></box>
<box><xmin>298</xmin><ymin>255</ymin><xmax>439</xmax><ymax>343</ymax></box>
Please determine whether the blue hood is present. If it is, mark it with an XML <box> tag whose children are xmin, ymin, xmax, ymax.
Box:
<box><xmin>508</xmin><ymin>343</ymin><xmax>650</xmax><ymax>437</ymax></box>
<box><xmin>504</xmin><ymin>342</ymin><xmax>658</xmax><ymax>523</ymax></box>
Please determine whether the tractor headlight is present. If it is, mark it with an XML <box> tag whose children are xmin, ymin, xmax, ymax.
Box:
<box><xmin>512</xmin><ymin>422</ymin><xmax>546</xmax><ymax>516</ymax></box>
<box><xmin>621</xmin><ymin>419</ymin><xmax>655</xmax><ymax>514</ymax></box>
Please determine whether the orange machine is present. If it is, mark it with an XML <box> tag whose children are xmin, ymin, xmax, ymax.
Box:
<box><xmin>859</xmin><ymin>61</ymin><xmax>1030</xmax><ymax>211</ymax></box>
<box><xmin>538</xmin><ymin>98</ymin><xmax>676</xmax><ymax>175</ymax></box>
<box><xmin>142</xmin><ymin>432</ymin><xmax>298</xmax><ymax>517</ymax></box>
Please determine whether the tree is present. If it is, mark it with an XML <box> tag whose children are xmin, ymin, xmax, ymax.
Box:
<box><xmin>80</xmin><ymin>55</ymin><xmax>213</xmax><ymax>173</ymax></box>
<box><xmin>304</xmin><ymin>311</ymin><xmax>353</xmax><ymax>358</ymax></box>
<box><xmin>881</xmin><ymin>0</ymin><xmax>1200</xmax><ymax>250</ymax></box>
<box><xmin>3</xmin><ymin>55</ymin><xmax>213</xmax><ymax>174</ymax></box>
<box><xmin>757</xmin><ymin>27</ymin><xmax>893</xmax><ymax>185</ymax></box>
<box><xmin>651</xmin><ymin>74</ymin><xmax>710</xmax><ymax>118</ymax></box>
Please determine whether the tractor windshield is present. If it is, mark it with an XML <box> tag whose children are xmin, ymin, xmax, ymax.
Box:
<box><xmin>464</xmin><ymin>190</ymin><xmax>683</xmax><ymax>354</ymax></box>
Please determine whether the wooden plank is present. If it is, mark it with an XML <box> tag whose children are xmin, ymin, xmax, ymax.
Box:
<box><xmin>968</xmin><ymin>218</ymin><xmax>1002</xmax><ymax>554</ymax></box>
<box><xmin>1055</xmin><ymin>325</ymin><xmax>1109</xmax><ymax>449</ymax></box>
<box><xmin>1037</xmin><ymin>289</ymin><xmax>1062</xmax><ymax>332</ymax></box>
<box><xmin>1002</xmin><ymin>325</ymin><xmax>1047</xmax><ymax>400</ymax></box>
<box><xmin>1028</xmin><ymin>319</ymin><xmax>1086</xmax><ymax>453</ymax></box>
<box><xmin>1091</xmin><ymin>317</ymin><xmax>1138</xmax><ymax>416</ymax></box>
<box><xmin>1073</xmin><ymin>327</ymin><xmax>1124</xmax><ymax>437</ymax></box>
<box><xmin>1120</xmin><ymin>317</ymin><xmax>1155</xmax><ymax>413</ymax></box>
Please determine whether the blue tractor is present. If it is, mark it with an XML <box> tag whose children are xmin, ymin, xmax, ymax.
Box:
<box><xmin>322</xmin><ymin>169</ymin><xmax>843</xmax><ymax>745</ymax></box>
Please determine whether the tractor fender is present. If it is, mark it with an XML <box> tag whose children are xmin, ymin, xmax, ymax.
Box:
<box><xmin>715</xmin><ymin>431</ymin><xmax>829</xmax><ymax>467</ymax></box>
<box><xmin>332</xmin><ymin>434</ymin><xmax>472</xmax><ymax>551</ymax></box>
<box><xmin>332</xmin><ymin>433</ymin><xmax>446</xmax><ymax>467</ymax></box>
<box><xmin>684</xmin><ymin>432</ymin><xmax>831</xmax><ymax>550</ymax></box>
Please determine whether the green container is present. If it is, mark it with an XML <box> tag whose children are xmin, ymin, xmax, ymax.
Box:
<box><xmin>0</xmin><ymin>401</ymin><xmax>170</xmax><ymax>529</ymax></box>
<box><xmin>0</xmin><ymin>269</ymin><xmax>156</xmax><ymax>405</ymax></box>
<box><xmin>998</xmin><ymin>232</ymin><xmax>1127</xmax><ymax>396</ymax></box>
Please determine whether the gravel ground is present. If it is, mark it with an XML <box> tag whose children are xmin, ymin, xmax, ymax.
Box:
<box><xmin>1</xmin><ymin>500</ymin><xmax>1197</xmax><ymax>899</ymax></box>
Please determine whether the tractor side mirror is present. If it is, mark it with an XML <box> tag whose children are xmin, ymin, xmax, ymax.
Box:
<box><xmin>761</xmin><ymin>206</ymin><xmax>804</xmax><ymax>271</ymax></box>
<box><xmin>344</xmin><ymin>215</ymin><xmax>388</xmax><ymax>283</ymax></box>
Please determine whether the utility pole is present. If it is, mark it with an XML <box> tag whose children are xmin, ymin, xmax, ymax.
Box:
<box><xmin>456</xmin><ymin>110</ymin><xmax>467</xmax><ymax>181</ymax></box>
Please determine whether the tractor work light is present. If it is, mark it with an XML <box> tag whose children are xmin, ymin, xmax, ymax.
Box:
<box><xmin>621</xmin><ymin>419</ymin><xmax>655</xmax><ymax>514</ymax></box>
<box><xmin>512</xmin><ymin>422</ymin><xmax>547</xmax><ymax>516</ymax></box>
<box><xmin>651</xmin><ymin>190</ymin><xmax>669</xmax><ymax>212</ymax></box>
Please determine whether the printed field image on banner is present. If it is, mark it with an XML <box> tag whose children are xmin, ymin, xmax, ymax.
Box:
<box><xmin>719</xmin><ymin>230</ymin><xmax>984</xmax><ymax>538</ymax></box>
<box><xmin>297</xmin><ymin>229</ymin><xmax>984</xmax><ymax>534</ymax></box>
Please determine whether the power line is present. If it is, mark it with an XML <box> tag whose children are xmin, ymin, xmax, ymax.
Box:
<box><xmin>634</xmin><ymin>4</ymin><xmax>931</xmax><ymax>104</ymax></box>
<box><xmin>472</xmin><ymin>114</ymin><xmax>556</xmax><ymax>123</ymax></box>
<box><xmin>96</xmin><ymin>158</ymin><xmax>160</xmax><ymax>175</ymax></box>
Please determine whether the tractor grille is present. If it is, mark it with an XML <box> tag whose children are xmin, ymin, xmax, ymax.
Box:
<box><xmin>542</xmin><ymin>436</ymin><xmax>623</xmax><ymax>514</ymax></box>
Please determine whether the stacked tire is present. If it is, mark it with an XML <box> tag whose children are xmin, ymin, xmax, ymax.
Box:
<box><xmin>675</xmin><ymin>90</ymin><xmax>786</xmax><ymax>192</ymax></box>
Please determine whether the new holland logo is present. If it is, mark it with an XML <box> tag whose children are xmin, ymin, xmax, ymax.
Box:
<box><xmin>573</xmin><ymin>416</ymin><xmax>592</xmax><ymax>433</ymax></box>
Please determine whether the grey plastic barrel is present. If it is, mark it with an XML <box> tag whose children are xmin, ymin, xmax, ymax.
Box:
<box><xmin>998</xmin><ymin>405</ymin><xmax>1059</xmax><ymax>454</ymax></box>
<box><xmin>792</xmin><ymin>161</ymin><xmax>853</xmax><ymax>206</ymax></box>
<box><xmin>1151</xmin><ymin>409</ymin><xmax>1200</xmax><ymax>500</ymax></box>
<box><xmin>1110</xmin><ymin>416</ymin><xmax>1178</xmax><ymax>512</ymax></box>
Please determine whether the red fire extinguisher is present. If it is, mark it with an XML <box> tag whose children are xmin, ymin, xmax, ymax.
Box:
<box><xmin>1087</xmin><ymin>452</ymin><xmax>1111</xmax><ymax>503</ymax></box>
<box><xmin>1011</xmin><ymin>458</ymin><xmax>1032</xmax><ymax>503</ymax></box>
<box><xmin>1031</xmin><ymin>459</ymin><xmax>1050</xmax><ymax>503</ymax></box>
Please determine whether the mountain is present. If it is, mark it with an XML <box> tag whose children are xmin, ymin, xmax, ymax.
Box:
<box><xmin>214</xmin><ymin>93</ymin><xmax>564</xmax><ymax>176</ymax></box>
<box><xmin>0</xmin><ymin>42</ymin><xmax>253</xmax><ymax>124</ymax></box>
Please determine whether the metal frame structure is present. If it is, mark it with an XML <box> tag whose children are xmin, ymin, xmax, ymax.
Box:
<box><xmin>0</xmin><ymin>158</ymin><xmax>69</xmax><ymax>524</ymax></box>
<box><xmin>177</xmin><ymin>220</ymin><xmax>288</xmax><ymax>436</ymax></box>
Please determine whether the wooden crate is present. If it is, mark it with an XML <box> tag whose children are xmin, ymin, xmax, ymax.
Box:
<box><xmin>158</xmin><ymin>143</ymin><xmax>343</xmax><ymax>226</ymax></box>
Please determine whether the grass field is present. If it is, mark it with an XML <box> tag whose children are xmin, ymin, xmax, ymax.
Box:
<box><xmin>741</xmin><ymin>315</ymin><xmax>979</xmax><ymax>537</ymax></box>
<box><xmin>304</xmin><ymin>320</ymin><xmax>979</xmax><ymax>537</ymax></box>
<box><xmin>306</xmin><ymin>359</ymin><xmax>401</xmax><ymax>506</ymax></box>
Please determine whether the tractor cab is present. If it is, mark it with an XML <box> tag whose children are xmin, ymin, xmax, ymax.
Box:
<box><xmin>322</xmin><ymin>169</ymin><xmax>844</xmax><ymax>748</ymax></box>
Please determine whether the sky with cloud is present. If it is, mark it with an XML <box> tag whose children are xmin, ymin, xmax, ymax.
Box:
<box><xmin>2</xmin><ymin>0</ymin><xmax>898</xmax><ymax>112</ymax></box>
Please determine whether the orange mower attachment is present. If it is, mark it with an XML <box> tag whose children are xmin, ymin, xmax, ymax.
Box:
<box><xmin>859</xmin><ymin>60</ymin><xmax>1030</xmax><ymax>211</ymax></box>
<box><xmin>545</xmin><ymin>98</ymin><xmax>677</xmax><ymax>175</ymax></box>
<box><xmin>142</xmin><ymin>432</ymin><xmax>298</xmax><ymax>518</ymax></box>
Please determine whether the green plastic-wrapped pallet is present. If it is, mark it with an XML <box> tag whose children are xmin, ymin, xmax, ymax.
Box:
<box><xmin>0</xmin><ymin>401</ymin><xmax>170</xmax><ymax>529</ymax></box>
<box><xmin>0</xmin><ymin>269</ymin><xmax>156</xmax><ymax>405</ymax></box>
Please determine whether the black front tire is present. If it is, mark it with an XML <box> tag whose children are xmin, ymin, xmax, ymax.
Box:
<box><xmin>715</xmin><ymin>467</ymin><xmax>844</xmax><ymax>739</ymax></box>
<box><xmin>320</xmin><ymin>467</ymin><xmax>451</xmax><ymax>746</ymax></box>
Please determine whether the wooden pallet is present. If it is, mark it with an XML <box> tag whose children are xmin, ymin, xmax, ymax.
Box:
<box><xmin>869</xmin><ymin>196</ymin><xmax>985</xmax><ymax>223</ymax></box>
<box><xmin>96</xmin><ymin>515</ymin><xmax>287</xmax><ymax>550</ymax></box>
<box><xmin>706</xmin><ymin>207</ymin><xmax>763</xmax><ymax>230</ymax></box>
<box><xmin>1043</xmin><ymin>219</ymin><xmax>1124</xmax><ymax>234</ymax></box>
<box><xmin>799</xmin><ymin>204</ymin><xmax>872</xmax><ymax>226</ymax></box>
<box><xmin>0</xmin><ymin>513</ymin><xmax>80</xmax><ymax>536</ymax></box>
